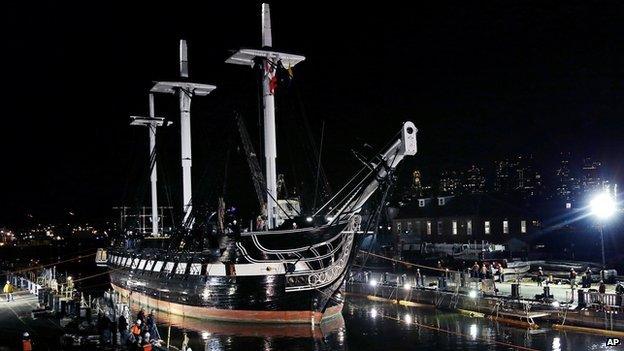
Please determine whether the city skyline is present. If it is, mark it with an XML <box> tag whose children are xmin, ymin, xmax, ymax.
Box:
<box><xmin>398</xmin><ymin>151</ymin><xmax>617</xmax><ymax>205</ymax></box>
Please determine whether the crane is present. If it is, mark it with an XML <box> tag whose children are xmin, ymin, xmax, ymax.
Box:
<box><xmin>235</xmin><ymin>112</ymin><xmax>267</xmax><ymax>213</ymax></box>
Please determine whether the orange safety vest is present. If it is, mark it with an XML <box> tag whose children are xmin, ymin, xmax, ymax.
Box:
<box><xmin>131</xmin><ymin>324</ymin><xmax>141</xmax><ymax>335</ymax></box>
<box><xmin>22</xmin><ymin>340</ymin><xmax>32</xmax><ymax>351</ymax></box>
<box><xmin>142</xmin><ymin>343</ymin><xmax>153</xmax><ymax>351</ymax></box>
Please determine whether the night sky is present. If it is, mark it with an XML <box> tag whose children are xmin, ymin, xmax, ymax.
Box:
<box><xmin>3</xmin><ymin>1</ymin><xmax>624</xmax><ymax>224</ymax></box>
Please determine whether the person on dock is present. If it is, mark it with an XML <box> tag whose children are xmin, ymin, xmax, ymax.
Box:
<box><xmin>471</xmin><ymin>262</ymin><xmax>479</xmax><ymax>278</ymax></box>
<box><xmin>496</xmin><ymin>263</ymin><xmax>504</xmax><ymax>282</ymax></box>
<box><xmin>142</xmin><ymin>332</ymin><xmax>153</xmax><ymax>351</ymax></box>
<box><xmin>569</xmin><ymin>268</ymin><xmax>577</xmax><ymax>289</ymax></box>
<box><xmin>415</xmin><ymin>269</ymin><xmax>423</xmax><ymax>287</ymax></box>
<box><xmin>584</xmin><ymin>268</ymin><xmax>593</xmax><ymax>288</ymax></box>
<box><xmin>479</xmin><ymin>264</ymin><xmax>487</xmax><ymax>280</ymax></box>
<box><xmin>21</xmin><ymin>332</ymin><xmax>32</xmax><ymax>351</ymax></box>
<box><xmin>119</xmin><ymin>313</ymin><xmax>129</xmax><ymax>345</ymax></box>
<box><xmin>146</xmin><ymin>310</ymin><xmax>161</xmax><ymax>340</ymax></box>
<box><xmin>181</xmin><ymin>331</ymin><xmax>190</xmax><ymax>351</ymax></box>
<box><xmin>4</xmin><ymin>281</ymin><xmax>15</xmax><ymax>302</ymax></box>
<box><xmin>133</xmin><ymin>336</ymin><xmax>143</xmax><ymax>351</ymax></box>
<box><xmin>137</xmin><ymin>308</ymin><xmax>146</xmax><ymax>323</ymax></box>
<box><xmin>537</xmin><ymin>267</ymin><xmax>544</xmax><ymax>286</ymax></box>
<box><xmin>599</xmin><ymin>281</ymin><xmax>606</xmax><ymax>294</ymax></box>
<box><xmin>97</xmin><ymin>311</ymin><xmax>111</xmax><ymax>345</ymax></box>
<box><xmin>131</xmin><ymin>319</ymin><xmax>143</xmax><ymax>339</ymax></box>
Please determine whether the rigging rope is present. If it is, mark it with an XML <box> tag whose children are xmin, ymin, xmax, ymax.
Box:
<box><xmin>6</xmin><ymin>251</ymin><xmax>97</xmax><ymax>275</ymax></box>
<box><xmin>358</xmin><ymin>250</ymin><xmax>447</xmax><ymax>273</ymax></box>
<box><xmin>312</xmin><ymin>120</ymin><xmax>326</xmax><ymax>211</ymax></box>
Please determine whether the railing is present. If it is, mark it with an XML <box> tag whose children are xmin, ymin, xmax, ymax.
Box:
<box><xmin>584</xmin><ymin>291</ymin><xmax>621</xmax><ymax>307</ymax></box>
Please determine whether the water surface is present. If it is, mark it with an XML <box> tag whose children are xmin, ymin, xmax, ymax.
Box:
<box><xmin>145</xmin><ymin>296</ymin><xmax>609</xmax><ymax>351</ymax></box>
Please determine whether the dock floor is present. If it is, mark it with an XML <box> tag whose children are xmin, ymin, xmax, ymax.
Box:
<box><xmin>0</xmin><ymin>290</ymin><xmax>64</xmax><ymax>350</ymax></box>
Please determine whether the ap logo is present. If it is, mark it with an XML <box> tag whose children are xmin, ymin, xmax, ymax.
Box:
<box><xmin>606</xmin><ymin>338</ymin><xmax>621</xmax><ymax>346</ymax></box>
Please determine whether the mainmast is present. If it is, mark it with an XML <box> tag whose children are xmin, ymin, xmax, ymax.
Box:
<box><xmin>151</xmin><ymin>40</ymin><xmax>216</xmax><ymax>225</ymax></box>
<box><xmin>226</xmin><ymin>3</ymin><xmax>305</xmax><ymax>229</ymax></box>
<box><xmin>130</xmin><ymin>94</ymin><xmax>171</xmax><ymax>236</ymax></box>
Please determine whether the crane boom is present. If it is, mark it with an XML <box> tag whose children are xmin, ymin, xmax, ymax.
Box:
<box><xmin>235</xmin><ymin>112</ymin><xmax>267</xmax><ymax>212</ymax></box>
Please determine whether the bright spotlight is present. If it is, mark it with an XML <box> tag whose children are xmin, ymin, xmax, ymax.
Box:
<box><xmin>370</xmin><ymin>308</ymin><xmax>378</xmax><ymax>318</ymax></box>
<box><xmin>403</xmin><ymin>283</ymin><xmax>412</xmax><ymax>290</ymax></box>
<box><xmin>404</xmin><ymin>314</ymin><xmax>412</xmax><ymax>324</ymax></box>
<box><xmin>551</xmin><ymin>301</ymin><xmax>560</xmax><ymax>308</ymax></box>
<box><xmin>369</xmin><ymin>279</ymin><xmax>378</xmax><ymax>287</ymax></box>
<box><xmin>469</xmin><ymin>324</ymin><xmax>478</xmax><ymax>340</ymax></box>
<box><xmin>305</xmin><ymin>216</ymin><xmax>313</xmax><ymax>223</ymax></box>
<box><xmin>468</xmin><ymin>290</ymin><xmax>478</xmax><ymax>299</ymax></box>
<box><xmin>590</xmin><ymin>192</ymin><xmax>616</xmax><ymax>219</ymax></box>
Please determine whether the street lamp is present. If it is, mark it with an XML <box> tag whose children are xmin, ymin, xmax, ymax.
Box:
<box><xmin>589</xmin><ymin>192</ymin><xmax>617</xmax><ymax>269</ymax></box>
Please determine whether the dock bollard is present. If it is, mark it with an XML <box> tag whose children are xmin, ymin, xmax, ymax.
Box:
<box><xmin>577</xmin><ymin>289</ymin><xmax>586</xmax><ymax>308</ymax></box>
<box><xmin>511</xmin><ymin>283</ymin><xmax>520</xmax><ymax>299</ymax></box>
<box><xmin>46</xmin><ymin>291</ymin><xmax>53</xmax><ymax>309</ymax></box>
<box><xmin>543</xmin><ymin>286</ymin><xmax>551</xmax><ymax>299</ymax></box>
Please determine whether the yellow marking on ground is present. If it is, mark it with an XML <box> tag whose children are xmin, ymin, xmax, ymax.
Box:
<box><xmin>552</xmin><ymin>324</ymin><xmax>624</xmax><ymax>337</ymax></box>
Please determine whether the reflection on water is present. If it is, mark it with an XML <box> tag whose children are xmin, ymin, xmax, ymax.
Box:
<box><xmin>127</xmin><ymin>296</ymin><xmax>609</xmax><ymax>351</ymax></box>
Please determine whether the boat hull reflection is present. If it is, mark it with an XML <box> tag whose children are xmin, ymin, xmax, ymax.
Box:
<box><xmin>128</xmin><ymin>301</ymin><xmax>347</xmax><ymax>351</ymax></box>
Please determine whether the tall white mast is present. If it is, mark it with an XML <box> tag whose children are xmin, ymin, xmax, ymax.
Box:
<box><xmin>226</xmin><ymin>3</ymin><xmax>305</xmax><ymax>229</ymax></box>
<box><xmin>151</xmin><ymin>40</ymin><xmax>216</xmax><ymax>224</ymax></box>
<box><xmin>130</xmin><ymin>94</ymin><xmax>171</xmax><ymax>236</ymax></box>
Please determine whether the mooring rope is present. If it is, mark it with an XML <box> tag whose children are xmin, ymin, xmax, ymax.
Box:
<box><xmin>358</xmin><ymin>250</ymin><xmax>447</xmax><ymax>273</ymax></box>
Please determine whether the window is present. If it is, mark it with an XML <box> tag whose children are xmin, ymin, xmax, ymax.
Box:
<box><xmin>163</xmin><ymin>262</ymin><xmax>175</xmax><ymax>274</ymax></box>
<box><xmin>426</xmin><ymin>221</ymin><xmax>432</xmax><ymax>235</ymax></box>
<box><xmin>438</xmin><ymin>198</ymin><xmax>445</xmax><ymax>206</ymax></box>
<box><xmin>153</xmin><ymin>261</ymin><xmax>164</xmax><ymax>272</ymax></box>
<box><xmin>521</xmin><ymin>220</ymin><xmax>527</xmax><ymax>233</ymax></box>
<box><xmin>452</xmin><ymin>220</ymin><xmax>458</xmax><ymax>235</ymax></box>
<box><xmin>138</xmin><ymin>259</ymin><xmax>147</xmax><ymax>270</ymax></box>
<box><xmin>566</xmin><ymin>202</ymin><xmax>572</xmax><ymax>209</ymax></box>
<box><xmin>145</xmin><ymin>260</ymin><xmax>154</xmax><ymax>271</ymax></box>
<box><xmin>175</xmin><ymin>262</ymin><xmax>187</xmax><ymax>275</ymax></box>
<box><xmin>437</xmin><ymin>221</ymin><xmax>443</xmax><ymax>235</ymax></box>
<box><xmin>484</xmin><ymin>221</ymin><xmax>491</xmax><ymax>235</ymax></box>
<box><xmin>120</xmin><ymin>257</ymin><xmax>127</xmax><ymax>266</ymax></box>
<box><xmin>415</xmin><ymin>221</ymin><xmax>421</xmax><ymax>235</ymax></box>
<box><xmin>189</xmin><ymin>263</ymin><xmax>202</xmax><ymax>275</ymax></box>
<box><xmin>419</xmin><ymin>199</ymin><xmax>425</xmax><ymax>207</ymax></box>
<box><xmin>131</xmin><ymin>258</ymin><xmax>139</xmax><ymax>269</ymax></box>
<box><xmin>467</xmin><ymin>220</ymin><xmax>472</xmax><ymax>235</ymax></box>
<box><xmin>503</xmin><ymin>220</ymin><xmax>509</xmax><ymax>234</ymax></box>
<box><xmin>125</xmin><ymin>258</ymin><xmax>132</xmax><ymax>267</ymax></box>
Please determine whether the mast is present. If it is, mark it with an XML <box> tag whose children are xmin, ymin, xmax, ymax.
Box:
<box><xmin>130</xmin><ymin>94</ymin><xmax>171</xmax><ymax>237</ymax></box>
<box><xmin>151</xmin><ymin>40</ymin><xmax>216</xmax><ymax>225</ymax></box>
<box><xmin>226</xmin><ymin>3</ymin><xmax>305</xmax><ymax>229</ymax></box>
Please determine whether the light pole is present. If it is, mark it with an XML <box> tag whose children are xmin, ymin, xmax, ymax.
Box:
<box><xmin>589</xmin><ymin>192</ymin><xmax>616</xmax><ymax>270</ymax></box>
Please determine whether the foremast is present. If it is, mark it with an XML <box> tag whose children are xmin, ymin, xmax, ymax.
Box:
<box><xmin>151</xmin><ymin>40</ymin><xmax>217</xmax><ymax>226</ymax></box>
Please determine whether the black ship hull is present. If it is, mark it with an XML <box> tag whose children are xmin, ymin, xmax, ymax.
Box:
<box><xmin>105</xmin><ymin>222</ymin><xmax>357</xmax><ymax>323</ymax></box>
